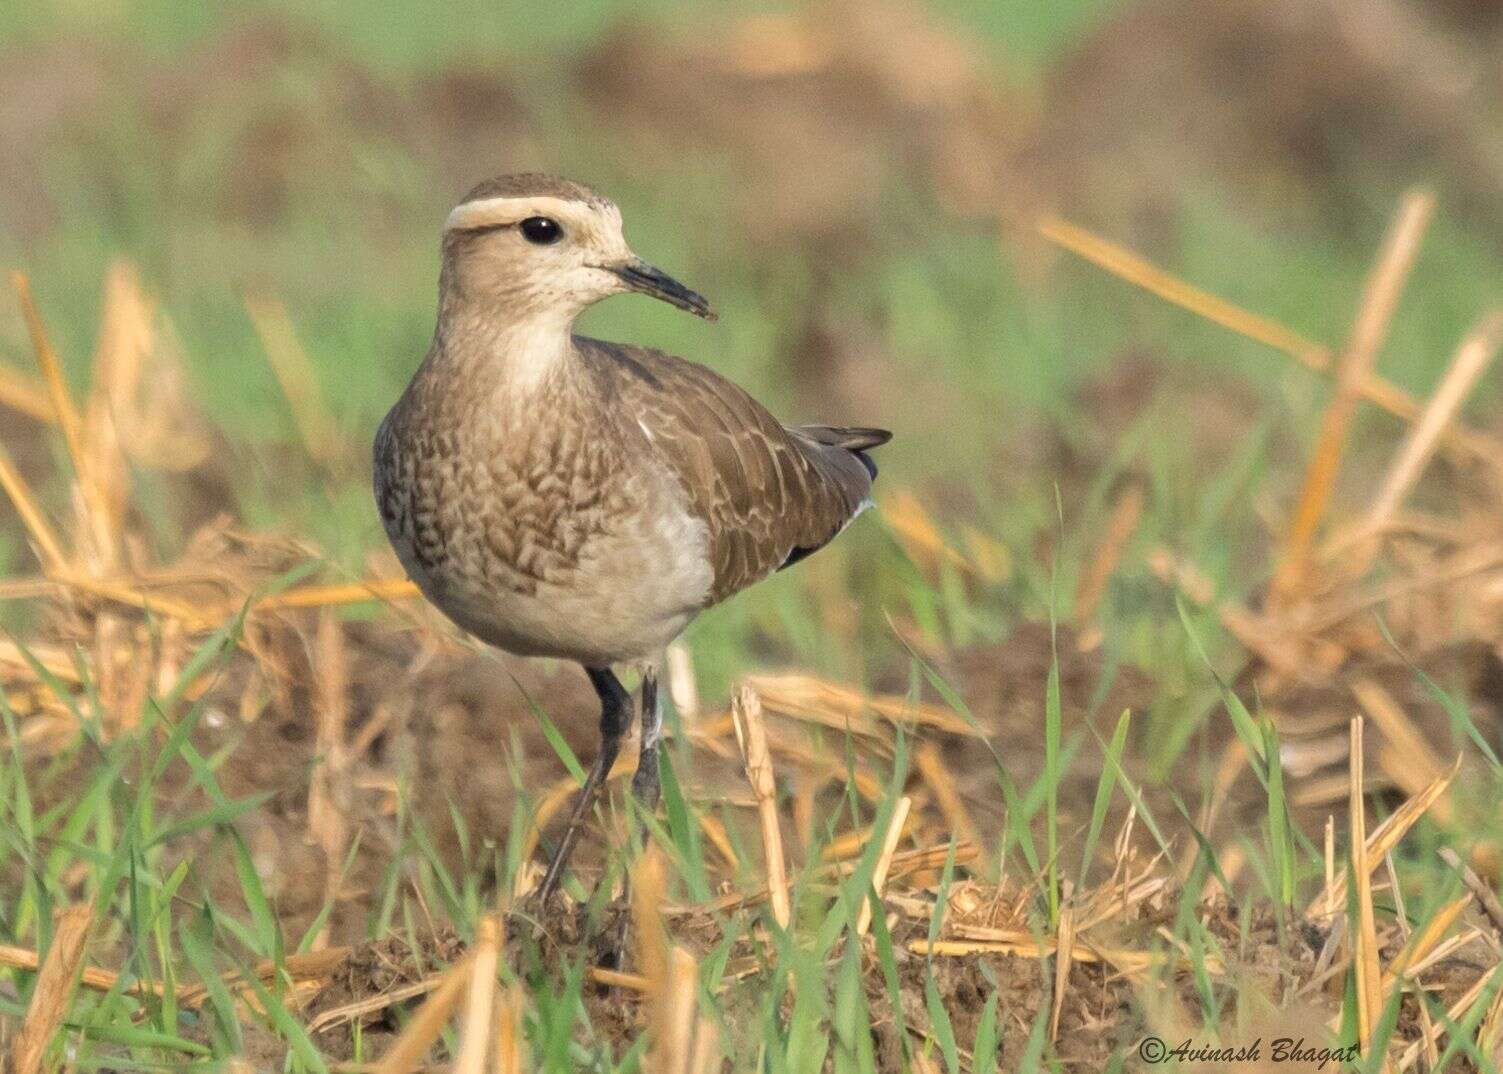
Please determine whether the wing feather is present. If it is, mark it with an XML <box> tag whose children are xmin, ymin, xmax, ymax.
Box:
<box><xmin>578</xmin><ymin>337</ymin><xmax>887</xmax><ymax>602</ymax></box>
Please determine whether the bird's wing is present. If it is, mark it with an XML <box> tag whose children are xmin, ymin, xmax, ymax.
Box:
<box><xmin>578</xmin><ymin>337</ymin><xmax>888</xmax><ymax>603</ymax></box>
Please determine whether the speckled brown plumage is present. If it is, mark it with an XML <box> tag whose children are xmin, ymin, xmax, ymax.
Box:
<box><xmin>375</xmin><ymin>330</ymin><xmax>886</xmax><ymax>661</ymax></box>
<box><xmin>377</xmin><ymin>362</ymin><xmax>625</xmax><ymax>600</ymax></box>
<box><xmin>373</xmin><ymin>173</ymin><xmax>889</xmax><ymax>907</ymax></box>
<box><xmin>573</xmin><ymin>336</ymin><xmax>884</xmax><ymax>603</ymax></box>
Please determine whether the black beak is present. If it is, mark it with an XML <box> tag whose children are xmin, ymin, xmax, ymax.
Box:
<box><xmin>608</xmin><ymin>259</ymin><xmax>716</xmax><ymax>321</ymax></box>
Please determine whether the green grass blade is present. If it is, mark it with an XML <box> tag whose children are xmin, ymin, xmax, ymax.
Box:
<box><xmin>178</xmin><ymin>908</ymin><xmax>244</xmax><ymax>1057</ymax></box>
<box><xmin>973</xmin><ymin>991</ymin><xmax>1001</xmax><ymax>1074</ymax></box>
<box><xmin>1261</xmin><ymin>717</ymin><xmax>1296</xmax><ymax>910</ymax></box>
<box><xmin>511</xmin><ymin>673</ymin><xmax>587</xmax><ymax>785</ymax></box>
<box><xmin>1044</xmin><ymin>619</ymin><xmax>1062</xmax><ymax>927</ymax></box>
<box><xmin>1079</xmin><ymin>709</ymin><xmax>1130</xmax><ymax>885</ymax></box>
<box><xmin>658</xmin><ymin>748</ymin><xmax>710</xmax><ymax>902</ymax></box>
<box><xmin>923</xmin><ymin>971</ymin><xmax>961</xmax><ymax>1074</ymax></box>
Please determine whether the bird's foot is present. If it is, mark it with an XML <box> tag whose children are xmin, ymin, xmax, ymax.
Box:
<box><xmin>630</xmin><ymin>745</ymin><xmax>661</xmax><ymax>809</ymax></box>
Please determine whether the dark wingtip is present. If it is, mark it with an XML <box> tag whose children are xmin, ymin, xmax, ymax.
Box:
<box><xmin>839</xmin><ymin>428</ymin><xmax>889</xmax><ymax>476</ymax></box>
<box><xmin>791</xmin><ymin>424</ymin><xmax>890</xmax><ymax>478</ymax></box>
<box><xmin>798</xmin><ymin>425</ymin><xmax>891</xmax><ymax>452</ymax></box>
<box><xmin>849</xmin><ymin>428</ymin><xmax>892</xmax><ymax>451</ymax></box>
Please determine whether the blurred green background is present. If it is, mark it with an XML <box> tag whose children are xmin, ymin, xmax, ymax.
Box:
<box><xmin>5</xmin><ymin>0</ymin><xmax>1503</xmax><ymax>692</ymax></box>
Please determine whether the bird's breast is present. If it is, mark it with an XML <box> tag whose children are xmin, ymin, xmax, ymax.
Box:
<box><xmin>381</xmin><ymin>402</ymin><xmax>611</xmax><ymax>577</ymax></box>
<box><xmin>375</xmin><ymin>398</ymin><xmax>713</xmax><ymax>660</ymax></box>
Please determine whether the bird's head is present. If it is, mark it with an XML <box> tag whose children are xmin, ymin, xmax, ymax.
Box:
<box><xmin>439</xmin><ymin>173</ymin><xmax>715</xmax><ymax>325</ymax></box>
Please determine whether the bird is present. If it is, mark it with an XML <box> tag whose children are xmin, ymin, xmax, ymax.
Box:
<box><xmin>374</xmin><ymin>173</ymin><xmax>889</xmax><ymax>909</ymax></box>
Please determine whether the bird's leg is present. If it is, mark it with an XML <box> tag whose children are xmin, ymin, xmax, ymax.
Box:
<box><xmin>535</xmin><ymin>666</ymin><xmax>632</xmax><ymax>908</ymax></box>
<box><xmin>607</xmin><ymin>668</ymin><xmax>664</xmax><ymax>970</ymax></box>
<box><xmin>631</xmin><ymin>668</ymin><xmax>663</xmax><ymax>812</ymax></box>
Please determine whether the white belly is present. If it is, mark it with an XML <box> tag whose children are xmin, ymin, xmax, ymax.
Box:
<box><xmin>393</xmin><ymin>490</ymin><xmax>713</xmax><ymax>667</ymax></box>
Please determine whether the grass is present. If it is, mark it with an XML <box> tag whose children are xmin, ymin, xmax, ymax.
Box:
<box><xmin>6</xmin><ymin>0</ymin><xmax>1503</xmax><ymax>1070</ymax></box>
<box><xmin>0</xmin><ymin>577</ymin><xmax>1498</xmax><ymax>1070</ymax></box>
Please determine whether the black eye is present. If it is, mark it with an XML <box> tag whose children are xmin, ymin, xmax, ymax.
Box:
<box><xmin>519</xmin><ymin>216</ymin><xmax>562</xmax><ymax>245</ymax></box>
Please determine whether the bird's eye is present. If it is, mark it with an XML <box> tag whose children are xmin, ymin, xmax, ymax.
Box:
<box><xmin>519</xmin><ymin>217</ymin><xmax>562</xmax><ymax>245</ymax></box>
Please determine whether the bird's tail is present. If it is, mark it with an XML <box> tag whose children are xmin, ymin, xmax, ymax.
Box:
<box><xmin>794</xmin><ymin>425</ymin><xmax>892</xmax><ymax>479</ymax></box>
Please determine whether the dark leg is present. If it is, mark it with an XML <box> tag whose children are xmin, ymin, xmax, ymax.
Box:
<box><xmin>609</xmin><ymin>667</ymin><xmax>664</xmax><ymax>969</ymax></box>
<box><xmin>630</xmin><ymin>668</ymin><xmax>663</xmax><ymax>813</ymax></box>
<box><xmin>535</xmin><ymin>666</ymin><xmax>631</xmax><ymax>907</ymax></box>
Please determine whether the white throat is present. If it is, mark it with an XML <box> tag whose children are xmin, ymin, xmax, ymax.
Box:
<box><xmin>436</xmin><ymin>297</ymin><xmax>578</xmax><ymax>398</ymax></box>
<box><xmin>497</xmin><ymin>313</ymin><xmax>573</xmax><ymax>394</ymax></box>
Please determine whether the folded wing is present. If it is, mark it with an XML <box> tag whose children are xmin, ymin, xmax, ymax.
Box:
<box><xmin>580</xmin><ymin>338</ymin><xmax>890</xmax><ymax>603</ymax></box>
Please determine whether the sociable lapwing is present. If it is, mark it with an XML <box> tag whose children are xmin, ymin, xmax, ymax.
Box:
<box><xmin>374</xmin><ymin>173</ymin><xmax>889</xmax><ymax>907</ymax></box>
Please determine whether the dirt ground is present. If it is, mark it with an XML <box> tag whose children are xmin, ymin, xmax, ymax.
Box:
<box><xmin>284</xmin><ymin>873</ymin><xmax>1493</xmax><ymax>1071</ymax></box>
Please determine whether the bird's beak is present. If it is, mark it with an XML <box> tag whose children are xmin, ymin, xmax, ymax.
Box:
<box><xmin>607</xmin><ymin>258</ymin><xmax>716</xmax><ymax>321</ymax></box>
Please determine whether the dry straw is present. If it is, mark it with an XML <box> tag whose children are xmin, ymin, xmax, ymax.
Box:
<box><xmin>1273</xmin><ymin>189</ymin><xmax>1434</xmax><ymax>602</ymax></box>
<box><xmin>732</xmin><ymin>685</ymin><xmax>790</xmax><ymax>928</ymax></box>
<box><xmin>308</xmin><ymin>608</ymin><xmax>352</xmax><ymax>948</ymax></box>
<box><xmin>1438</xmin><ymin>847</ymin><xmax>1503</xmax><ymax>938</ymax></box>
<box><xmin>1347</xmin><ymin>718</ymin><xmax>1389</xmax><ymax>1071</ymax></box>
<box><xmin>0</xmin><ymin>442</ymin><xmax>67</xmax><ymax>573</ymax></box>
<box><xmin>492</xmin><ymin>981</ymin><xmax>528</xmax><ymax>1074</ymax></box>
<box><xmin>8</xmin><ymin>903</ymin><xmax>93</xmax><ymax>1074</ymax></box>
<box><xmin>1356</xmin><ymin>309</ymin><xmax>1503</xmax><ymax>541</ymax></box>
<box><xmin>652</xmin><ymin>947</ymin><xmax>699</xmax><ymax>1074</ymax></box>
<box><xmin>246</xmin><ymin>291</ymin><xmax>344</xmax><ymax>465</ymax></box>
<box><xmin>915</xmin><ymin>742</ymin><xmax>980</xmax><ymax>857</ymax></box>
<box><xmin>1384</xmin><ymin>894</ymin><xmax>1471</xmax><ymax>991</ymax></box>
<box><xmin>1073</xmin><ymin>480</ymin><xmax>1145</xmax><ymax>649</ymax></box>
<box><xmin>452</xmin><ymin>917</ymin><xmax>502</xmax><ymax>1074</ymax></box>
<box><xmin>855</xmin><ymin>795</ymin><xmax>912</xmax><ymax>936</ymax></box>
<box><xmin>370</xmin><ymin>954</ymin><xmax>472</xmax><ymax>1074</ymax></box>
<box><xmin>1038</xmin><ymin>209</ymin><xmax>1503</xmax><ymax>466</ymax></box>
<box><xmin>0</xmin><ymin>359</ymin><xmax>51</xmax><ymax>422</ymax></box>
<box><xmin>1306</xmin><ymin>756</ymin><xmax>1459</xmax><ymax>918</ymax></box>
<box><xmin>12</xmin><ymin>273</ymin><xmax>92</xmax><ymax>501</ymax></box>
<box><xmin>1048</xmin><ymin>882</ymin><xmax>1076</xmax><ymax>1043</ymax></box>
<box><xmin>632</xmin><ymin>845</ymin><xmax>671</xmax><ymax>996</ymax></box>
<box><xmin>1399</xmin><ymin>969</ymin><xmax>1494</xmax><ymax>1070</ymax></box>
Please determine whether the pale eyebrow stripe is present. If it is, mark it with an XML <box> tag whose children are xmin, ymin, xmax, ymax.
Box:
<box><xmin>444</xmin><ymin>195</ymin><xmax>583</xmax><ymax>232</ymax></box>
